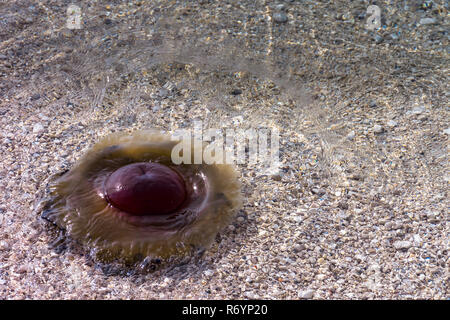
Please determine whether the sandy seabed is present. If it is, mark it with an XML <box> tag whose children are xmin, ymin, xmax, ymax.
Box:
<box><xmin>0</xmin><ymin>0</ymin><xmax>448</xmax><ymax>299</ymax></box>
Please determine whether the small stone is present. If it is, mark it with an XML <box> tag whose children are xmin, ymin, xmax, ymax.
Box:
<box><xmin>32</xmin><ymin>123</ymin><xmax>44</xmax><ymax>133</ymax></box>
<box><xmin>31</xmin><ymin>93</ymin><xmax>41</xmax><ymax>101</ymax></box>
<box><xmin>374</xmin><ymin>35</ymin><xmax>384</xmax><ymax>44</ymax></box>
<box><xmin>423</xmin><ymin>1</ymin><xmax>434</xmax><ymax>9</ymax></box>
<box><xmin>387</xmin><ymin>120</ymin><xmax>398</xmax><ymax>127</ymax></box>
<box><xmin>293</xmin><ymin>244</ymin><xmax>305</xmax><ymax>252</ymax></box>
<box><xmin>373</xmin><ymin>124</ymin><xmax>383</xmax><ymax>134</ymax></box>
<box><xmin>158</xmin><ymin>88</ymin><xmax>169</xmax><ymax>98</ymax></box>
<box><xmin>230</xmin><ymin>89</ymin><xmax>242</xmax><ymax>95</ymax></box>
<box><xmin>311</xmin><ymin>188</ymin><xmax>326</xmax><ymax>196</ymax></box>
<box><xmin>273</xmin><ymin>12</ymin><xmax>288</xmax><ymax>23</ymax></box>
<box><xmin>442</xmin><ymin>128</ymin><xmax>450</xmax><ymax>135</ymax></box>
<box><xmin>418</xmin><ymin>114</ymin><xmax>428</xmax><ymax>121</ymax></box>
<box><xmin>411</xmin><ymin>105</ymin><xmax>425</xmax><ymax>114</ymax></box>
<box><xmin>393</xmin><ymin>240</ymin><xmax>412</xmax><ymax>251</ymax></box>
<box><xmin>61</xmin><ymin>29</ymin><xmax>73</xmax><ymax>37</ymax></box>
<box><xmin>412</xmin><ymin>234</ymin><xmax>422</xmax><ymax>245</ymax></box>
<box><xmin>204</xmin><ymin>270</ymin><xmax>214</xmax><ymax>277</ymax></box>
<box><xmin>390</xmin><ymin>33</ymin><xmax>399</xmax><ymax>40</ymax></box>
<box><xmin>346</xmin><ymin>130</ymin><xmax>355</xmax><ymax>140</ymax></box>
<box><xmin>419</xmin><ymin>17</ymin><xmax>436</xmax><ymax>25</ymax></box>
<box><xmin>338</xmin><ymin>202</ymin><xmax>349</xmax><ymax>210</ymax></box>
<box><xmin>38</xmin><ymin>113</ymin><xmax>49</xmax><ymax>121</ymax></box>
<box><xmin>137</xmin><ymin>256</ymin><xmax>153</xmax><ymax>271</ymax></box>
<box><xmin>0</xmin><ymin>240</ymin><xmax>11</xmax><ymax>251</ymax></box>
<box><xmin>298</xmin><ymin>289</ymin><xmax>314</xmax><ymax>299</ymax></box>
<box><xmin>271</xmin><ymin>173</ymin><xmax>282</xmax><ymax>181</ymax></box>
<box><xmin>237</xmin><ymin>216</ymin><xmax>245</xmax><ymax>223</ymax></box>
<box><xmin>228</xmin><ymin>225</ymin><xmax>236</xmax><ymax>231</ymax></box>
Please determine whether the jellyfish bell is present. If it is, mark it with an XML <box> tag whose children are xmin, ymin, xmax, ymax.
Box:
<box><xmin>104</xmin><ymin>162</ymin><xmax>187</xmax><ymax>216</ymax></box>
<box><xmin>39</xmin><ymin>130</ymin><xmax>242</xmax><ymax>261</ymax></box>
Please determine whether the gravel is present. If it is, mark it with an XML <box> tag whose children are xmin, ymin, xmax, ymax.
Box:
<box><xmin>0</xmin><ymin>0</ymin><xmax>448</xmax><ymax>300</ymax></box>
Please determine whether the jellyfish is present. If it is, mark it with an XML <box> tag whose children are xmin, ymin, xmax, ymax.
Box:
<box><xmin>38</xmin><ymin>130</ymin><xmax>242</xmax><ymax>261</ymax></box>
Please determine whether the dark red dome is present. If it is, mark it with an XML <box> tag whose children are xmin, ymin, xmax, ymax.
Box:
<box><xmin>104</xmin><ymin>162</ymin><xmax>186</xmax><ymax>216</ymax></box>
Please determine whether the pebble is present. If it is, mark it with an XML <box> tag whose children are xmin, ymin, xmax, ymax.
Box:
<box><xmin>0</xmin><ymin>240</ymin><xmax>11</xmax><ymax>251</ymax></box>
<box><xmin>374</xmin><ymin>35</ymin><xmax>384</xmax><ymax>44</ymax></box>
<box><xmin>387</xmin><ymin>120</ymin><xmax>398</xmax><ymax>127</ymax></box>
<box><xmin>204</xmin><ymin>270</ymin><xmax>214</xmax><ymax>277</ymax></box>
<box><xmin>346</xmin><ymin>130</ymin><xmax>355</xmax><ymax>140</ymax></box>
<box><xmin>271</xmin><ymin>173</ymin><xmax>282</xmax><ymax>181</ymax></box>
<box><xmin>32</xmin><ymin>123</ymin><xmax>44</xmax><ymax>133</ymax></box>
<box><xmin>390</xmin><ymin>33</ymin><xmax>399</xmax><ymax>40</ymax></box>
<box><xmin>316</xmin><ymin>274</ymin><xmax>326</xmax><ymax>280</ymax></box>
<box><xmin>1</xmin><ymin>0</ymin><xmax>447</xmax><ymax>301</ymax></box>
<box><xmin>38</xmin><ymin>113</ymin><xmax>49</xmax><ymax>121</ymax></box>
<box><xmin>412</xmin><ymin>234</ymin><xmax>422</xmax><ymax>245</ymax></box>
<box><xmin>410</xmin><ymin>105</ymin><xmax>425</xmax><ymax>115</ymax></box>
<box><xmin>311</xmin><ymin>188</ymin><xmax>326</xmax><ymax>196</ymax></box>
<box><xmin>393</xmin><ymin>240</ymin><xmax>412</xmax><ymax>251</ymax></box>
<box><xmin>298</xmin><ymin>289</ymin><xmax>314</xmax><ymax>299</ymax></box>
<box><xmin>373</xmin><ymin>124</ymin><xmax>383</xmax><ymax>134</ymax></box>
<box><xmin>293</xmin><ymin>244</ymin><xmax>305</xmax><ymax>252</ymax></box>
<box><xmin>30</xmin><ymin>93</ymin><xmax>41</xmax><ymax>101</ymax></box>
<box><xmin>273</xmin><ymin>12</ymin><xmax>288</xmax><ymax>23</ymax></box>
<box><xmin>419</xmin><ymin>18</ymin><xmax>437</xmax><ymax>25</ymax></box>
<box><xmin>158</xmin><ymin>88</ymin><xmax>169</xmax><ymax>98</ymax></box>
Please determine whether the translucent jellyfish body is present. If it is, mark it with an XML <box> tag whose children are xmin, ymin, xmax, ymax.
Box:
<box><xmin>39</xmin><ymin>130</ymin><xmax>242</xmax><ymax>259</ymax></box>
